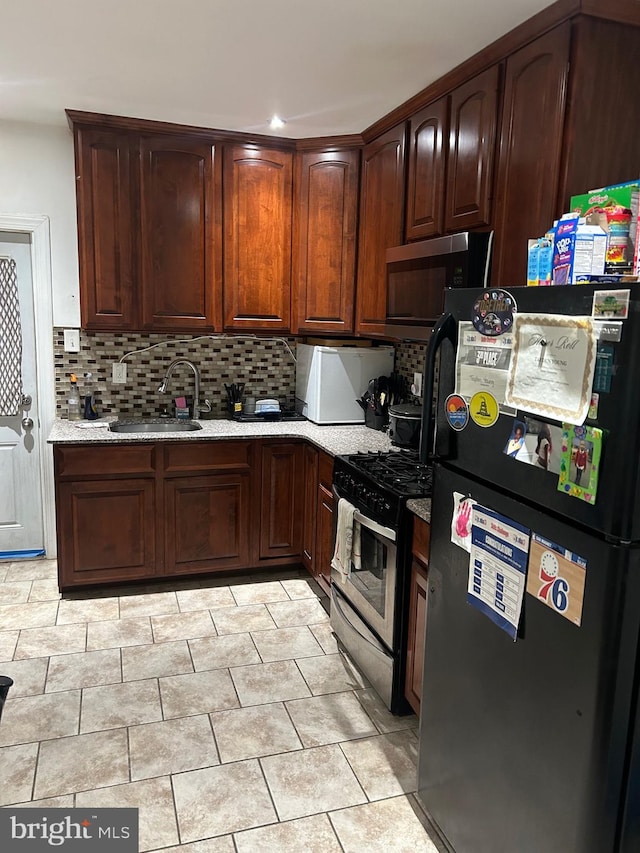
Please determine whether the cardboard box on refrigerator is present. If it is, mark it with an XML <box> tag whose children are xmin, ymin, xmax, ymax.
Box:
<box><xmin>570</xmin><ymin>180</ymin><xmax>639</xmax><ymax>273</ymax></box>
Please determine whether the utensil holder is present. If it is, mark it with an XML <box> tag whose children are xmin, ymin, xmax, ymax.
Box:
<box><xmin>0</xmin><ymin>676</ymin><xmax>13</xmax><ymax>723</ymax></box>
<box><xmin>365</xmin><ymin>409</ymin><xmax>387</xmax><ymax>431</ymax></box>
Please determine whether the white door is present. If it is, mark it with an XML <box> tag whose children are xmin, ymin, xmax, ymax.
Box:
<box><xmin>0</xmin><ymin>232</ymin><xmax>45</xmax><ymax>557</ymax></box>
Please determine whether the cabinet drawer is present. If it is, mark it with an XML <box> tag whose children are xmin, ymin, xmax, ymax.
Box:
<box><xmin>412</xmin><ymin>515</ymin><xmax>431</xmax><ymax>566</ymax></box>
<box><xmin>163</xmin><ymin>440</ymin><xmax>253</xmax><ymax>474</ymax></box>
<box><xmin>54</xmin><ymin>444</ymin><xmax>156</xmax><ymax>478</ymax></box>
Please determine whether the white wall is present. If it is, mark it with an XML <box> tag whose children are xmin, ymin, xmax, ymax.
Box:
<box><xmin>0</xmin><ymin>120</ymin><xmax>80</xmax><ymax>327</ymax></box>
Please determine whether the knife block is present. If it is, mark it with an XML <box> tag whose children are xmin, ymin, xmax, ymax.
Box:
<box><xmin>365</xmin><ymin>409</ymin><xmax>387</xmax><ymax>431</ymax></box>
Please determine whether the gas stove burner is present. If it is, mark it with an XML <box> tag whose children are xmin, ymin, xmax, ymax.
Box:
<box><xmin>339</xmin><ymin>449</ymin><xmax>433</xmax><ymax>499</ymax></box>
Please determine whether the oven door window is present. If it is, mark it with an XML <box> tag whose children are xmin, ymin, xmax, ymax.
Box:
<box><xmin>346</xmin><ymin>518</ymin><xmax>397</xmax><ymax>648</ymax></box>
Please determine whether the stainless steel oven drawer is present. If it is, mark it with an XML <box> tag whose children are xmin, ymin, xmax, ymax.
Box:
<box><xmin>330</xmin><ymin>586</ymin><xmax>394</xmax><ymax>710</ymax></box>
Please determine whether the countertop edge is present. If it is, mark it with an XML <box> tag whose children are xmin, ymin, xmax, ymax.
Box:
<box><xmin>407</xmin><ymin>498</ymin><xmax>432</xmax><ymax>524</ymax></box>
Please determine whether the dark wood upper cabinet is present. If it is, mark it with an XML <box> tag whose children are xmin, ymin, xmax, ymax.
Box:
<box><xmin>491</xmin><ymin>25</ymin><xmax>570</xmax><ymax>286</ymax></box>
<box><xmin>139</xmin><ymin>136</ymin><xmax>222</xmax><ymax>331</ymax></box>
<box><xmin>405</xmin><ymin>98</ymin><xmax>448</xmax><ymax>241</ymax></box>
<box><xmin>74</xmin><ymin>127</ymin><xmax>136</xmax><ymax>329</ymax></box>
<box><xmin>293</xmin><ymin>148</ymin><xmax>359</xmax><ymax>334</ymax></box>
<box><xmin>223</xmin><ymin>145</ymin><xmax>293</xmax><ymax>331</ymax></box>
<box><xmin>355</xmin><ymin>123</ymin><xmax>407</xmax><ymax>336</ymax></box>
<box><xmin>445</xmin><ymin>65</ymin><xmax>500</xmax><ymax>233</ymax></box>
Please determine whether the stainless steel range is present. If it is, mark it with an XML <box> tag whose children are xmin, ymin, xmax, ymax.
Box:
<box><xmin>331</xmin><ymin>449</ymin><xmax>432</xmax><ymax>714</ymax></box>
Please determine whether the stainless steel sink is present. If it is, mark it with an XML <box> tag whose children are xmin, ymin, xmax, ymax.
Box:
<box><xmin>109</xmin><ymin>419</ymin><xmax>202</xmax><ymax>433</ymax></box>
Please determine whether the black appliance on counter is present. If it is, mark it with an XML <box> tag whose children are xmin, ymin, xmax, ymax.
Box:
<box><xmin>331</xmin><ymin>449</ymin><xmax>432</xmax><ymax>714</ymax></box>
<box><xmin>385</xmin><ymin>230</ymin><xmax>493</xmax><ymax>341</ymax></box>
<box><xmin>417</xmin><ymin>284</ymin><xmax>640</xmax><ymax>853</ymax></box>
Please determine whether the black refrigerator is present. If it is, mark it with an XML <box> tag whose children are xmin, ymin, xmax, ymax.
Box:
<box><xmin>417</xmin><ymin>284</ymin><xmax>640</xmax><ymax>853</ymax></box>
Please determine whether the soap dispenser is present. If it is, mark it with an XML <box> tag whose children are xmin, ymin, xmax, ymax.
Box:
<box><xmin>67</xmin><ymin>374</ymin><xmax>82</xmax><ymax>421</ymax></box>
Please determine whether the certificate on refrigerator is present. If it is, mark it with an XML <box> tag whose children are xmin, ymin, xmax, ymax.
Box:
<box><xmin>468</xmin><ymin>505</ymin><xmax>530</xmax><ymax>641</ymax></box>
<box><xmin>504</xmin><ymin>313</ymin><xmax>597</xmax><ymax>425</ymax></box>
<box><xmin>454</xmin><ymin>322</ymin><xmax>514</xmax><ymax>405</ymax></box>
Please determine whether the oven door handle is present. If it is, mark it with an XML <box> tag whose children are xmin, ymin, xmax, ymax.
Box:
<box><xmin>353</xmin><ymin>511</ymin><xmax>397</xmax><ymax>543</ymax></box>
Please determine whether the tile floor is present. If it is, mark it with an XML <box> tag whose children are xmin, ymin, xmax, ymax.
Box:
<box><xmin>0</xmin><ymin>559</ymin><xmax>440</xmax><ymax>852</ymax></box>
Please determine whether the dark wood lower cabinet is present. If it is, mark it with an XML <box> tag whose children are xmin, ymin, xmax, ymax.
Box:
<box><xmin>54</xmin><ymin>438</ymin><xmax>329</xmax><ymax>589</ymax></box>
<box><xmin>302</xmin><ymin>444</ymin><xmax>319</xmax><ymax>574</ymax></box>
<box><xmin>164</xmin><ymin>473</ymin><xmax>251</xmax><ymax>574</ymax></box>
<box><xmin>405</xmin><ymin>515</ymin><xmax>431</xmax><ymax>716</ymax></box>
<box><xmin>313</xmin><ymin>451</ymin><xmax>335</xmax><ymax>594</ymax></box>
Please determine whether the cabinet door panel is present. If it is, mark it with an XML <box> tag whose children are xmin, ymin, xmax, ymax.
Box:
<box><xmin>224</xmin><ymin>146</ymin><xmax>293</xmax><ymax>331</ymax></box>
<box><xmin>316</xmin><ymin>482</ymin><xmax>334</xmax><ymax>592</ymax></box>
<box><xmin>294</xmin><ymin>149</ymin><xmax>359</xmax><ymax>334</ymax></box>
<box><xmin>445</xmin><ymin>65</ymin><xmax>499</xmax><ymax>232</ymax></box>
<box><xmin>57</xmin><ymin>478</ymin><xmax>156</xmax><ymax>587</ymax></box>
<box><xmin>260</xmin><ymin>442</ymin><xmax>303</xmax><ymax>558</ymax></box>
<box><xmin>302</xmin><ymin>444</ymin><xmax>319</xmax><ymax>573</ymax></box>
<box><xmin>75</xmin><ymin>127</ymin><xmax>135</xmax><ymax>329</ymax></box>
<box><xmin>355</xmin><ymin>124</ymin><xmax>406</xmax><ymax>337</ymax></box>
<box><xmin>405</xmin><ymin>558</ymin><xmax>428</xmax><ymax>715</ymax></box>
<box><xmin>492</xmin><ymin>25</ymin><xmax>570</xmax><ymax>285</ymax></box>
<box><xmin>164</xmin><ymin>473</ymin><xmax>251</xmax><ymax>574</ymax></box>
<box><xmin>140</xmin><ymin>136</ymin><xmax>220</xmax><ymax>330</ymax></box>
<box><xmin>405</xmin><ymin>98</ymin><xmax>447</xmax><ymax>241</ymax></box>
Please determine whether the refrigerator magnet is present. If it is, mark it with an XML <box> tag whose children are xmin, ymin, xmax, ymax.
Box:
<box><xmin>469</xmin><ymin>391</ymin><xmax>499</xmax><ymax>428</ymax></box>
<box><xmin>557</xmin><ymin>424</ymin><xmax>603</xmax><ymax>504</ymax></box>
<box><xmin>445</xmin><ymin>394</ymin><xmax>469</xmax><ymax>431</ymax></box>
<box><xmin>592</xmin><ymin>289</ymin><xmax>630</xmax><ymax>321</ymax></box>
<box><xmin>526</xmin><ymin>533</ymin><xmax>586</xmax><ymax>626</ymax></box>
<box><xmin>471</xmin><ymin>289</ymin><xmax>517</xmax><ymax>337</ymax></box>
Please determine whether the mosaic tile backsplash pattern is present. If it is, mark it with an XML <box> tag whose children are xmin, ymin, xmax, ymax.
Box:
<box><xmin>53</xmin><ymin>331</ymin><xmax>428</xmax><ymax>419</ymax></box>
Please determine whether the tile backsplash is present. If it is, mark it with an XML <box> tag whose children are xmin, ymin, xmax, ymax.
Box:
<box><xmin>53</xmin><ymin>330</ymin><xmax>424</xmax><ymax>419</ymax></box>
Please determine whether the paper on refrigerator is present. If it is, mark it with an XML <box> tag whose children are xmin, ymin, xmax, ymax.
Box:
<box><xmin>504</xmin><ymin>313</ymin><xmax>597</xmax><ymax>425</ymax></box>
<box><xmin>454</xmin><ymin>322</ymin><xmax>514</xmax><ymax>407</ymax></box>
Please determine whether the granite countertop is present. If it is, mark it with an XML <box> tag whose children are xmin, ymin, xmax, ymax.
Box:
<box><xmin>48</xmin><ymin>417</ymin><xmax>393</xmax><ymax>458</ymax></box>
<box><xmin>407</xmin><ymin>498</ymin><xmax>432</xmax><ymax>524</ymax></box>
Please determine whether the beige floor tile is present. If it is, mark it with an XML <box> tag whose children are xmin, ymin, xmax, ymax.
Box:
<box><xmin>118</xmin><ymin>592</ymin><xmax>179</xmax><ymax>619</ymax></box>
<box><xmin>261</xmin><ymin>744</ymin><xmax>366</xmax><ymax>821</ymax></box>
<box><xmin>265</xmin><ymin>598</ymin><xmax>329</xmax><ymax>628</ymax></box>
<box><xmin>0</xmin><ymin>690</ymin><xmax>80</xmax><ymax>746</ymax></box>
<box><xmin>28</xmin><ymin>578</ymin><xmax>62</xmax><ymax>602</ymax></box>
<box><xmin>56</xmin><ymin>596</ymin><xmax>119</xmax><ymax>625</ymax></box>
<box><xmin>129</xmin><ymin>714</ymin><xmax>218</xmax><ymax>781</ymax></box>
<box><xmin>76</xmin><ymin>776</ymin><xmax>179</xmax><ymax>853</ymax></box>
<box><xmin>1</xmin><ymin>580</ymin><xmax>33</xmax><ymax>604</ymax></box>
<box><xmin>296</xmin><ymin>653</ymin><xmax>368</xmax><ymax>695</ymax></box>
<box><xmin>150</xmin><ymin>840</ymin><xmax>235</xmax><ymax>853</ymax></box>
<box><xmin>150</xmin><ymin>611</ymin><xmax>216</xmax><ymax>643</ymax></box>
<box><xmin>280</xmin><ymin>578</ymin><xmax>322</xmax><ymax>600</ymax></box>
<box><xmin>173</xmin><ymin>760</ymin><xmax>277</xmax><ymax>842</ymax></box>
<box><xmin>210</xmin><ymin>604</ymin><xmax>276</xmax><ymax>635</ymax></box>
<box><xmin>340</xmin><ymin>731</ymin><xmax>419</xmax><ymax>800</ymax></box>
<box><xmin>80</xmin><ymin>678</ymin><xmax>162</xmax><ymax>733</ymax></box>
<box><xmin>329</xmin><ymin>795</ymin><xmax>439</xmax><ymax>852</ymax></box>
<box><xmin>12</xmin><ymin>795</ymin><xmax>75</xmax><ymax>808</ymax></box>
<box><xmin>230</xmin><ymin>580</ymin><xmax>289</xmax><ymax>605</ymax></box>
<box><xmin>230</xmin><ymin>660</ymin><xmax>311</xmax><ymax>707</ymax></box>
<box><xmin>251</xmin><ymin>626</ymin><xmax>323</xmax><ymax>662</ymax></box>
<box><xmin>0</xmin><ymin>742</ymin><xmax>39</xmax><ymax>805</ymax></box>
<box><xmin>176</xmin><ymin>586</ymin><xmax>235</xmax><ymax>612</ymax></box>
<box><xmin>86</xmin><ymin>616</ymin><xmax>152</xmax><ymax>651</ymax></box>
<box><xmin>0</xmin><ymin>630</ymin><xmax>19</xmax><ymax>661</ymax></box>
<box><xmin>159</xmin><ymin>669</ymin><xmax>239</xmax><ymax>719</ymax></box>
<box><xmin>210</xmin><ymin>702</ymin><xmax>302</xmax><ymax>763</ymax></box>
<box><xmin>5</xmin><ymin>559</ymin><xmax>58</xmax><ymax>582</ymax></box>
<box><xmin>309</xmin><ymin>622</ymin><xmax>340</xmax><ymax>654</ymax></box>
<box><xmin>188</xmin><ymin>633</ymin><xmax>260</xmax><ymax>672</ymax></box>
<box><xmin>285</xmin><ymin>692</ymin><xmax>378</xmax><ymax>748</ymax></box>
<box><xmin>34</xmin><ymin>728</ymin><xmax>129</xmax><ymax>799</ymax></box>
<box><xmin>234</xmin><ymin>813</ymin><xmax>342</xmax><ymax>853</ymax></box>
<box><xmin>0</xmin><ymin>563</ymin><xmax>8</xmax><ymax>582</ymax></box>
<box><xmin>14</xmin><ymin>623</ymin><xmax>86</xmax><ymax>660</ymax></box>
<box><xmin>354</xmin><ymin>688</ymin><xmax>418</xmax><ymax>734</ymax></box>
<box><xmin>0</xmin><ymin>600</ymin><xmax>59</xmax><ymax>630</ymax></box>
<box><xmin>0</xmin><ymin>656</ymin><xmax>48</xmax><ymax>697</ymax></box>
<box><xmin>46</xmin><ymin>648</ymin><xmax>122</xmax><ymax>693</ymax></box>
<box><xmin>122</xmin><ymin>640</ymin><xmax>193</xmax><ymax>681</ymax></box>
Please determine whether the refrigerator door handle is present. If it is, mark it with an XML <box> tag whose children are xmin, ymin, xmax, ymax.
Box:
<box><xmin>419</xmin><ymin>311</ymin><xmax>457</xmax><ymax>464</ymax></box>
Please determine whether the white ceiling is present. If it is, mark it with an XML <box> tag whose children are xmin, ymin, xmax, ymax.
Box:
<box><xmin>2</xmin><ymin>0</ymin><xmax>553</xmax><ymax>138</ymax></box>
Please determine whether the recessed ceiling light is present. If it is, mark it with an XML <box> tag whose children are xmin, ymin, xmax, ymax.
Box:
<box><xmin>269</xmin><ymin>115</ymin><xmax>286</xmax><ymax>130</ymax></box>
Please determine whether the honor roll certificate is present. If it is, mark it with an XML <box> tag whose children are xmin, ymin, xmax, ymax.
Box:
<box><xmin>504</xmin><ymin>314</ymin><xmax>597</xmax><ymax>425</ymax></box>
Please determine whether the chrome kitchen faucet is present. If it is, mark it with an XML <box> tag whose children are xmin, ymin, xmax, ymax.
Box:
<box><xmin>157</xmin><ymin>359</ymin><xmax>211</xmax><ymax>419</ymax></box>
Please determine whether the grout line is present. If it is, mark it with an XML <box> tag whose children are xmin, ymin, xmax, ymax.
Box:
<box><xmin>29</xmin><ymin>739</ymin><xmax>42</xmax><ymax>802</ymax></box>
